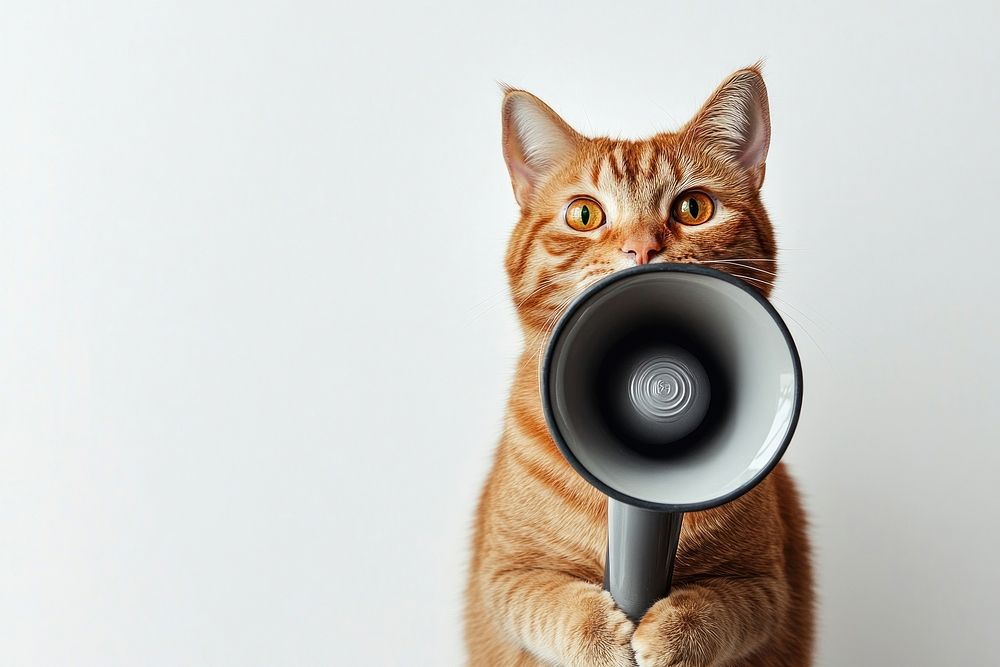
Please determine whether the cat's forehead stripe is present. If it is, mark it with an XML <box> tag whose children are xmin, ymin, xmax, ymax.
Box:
<box><xmin>643</xmin><ymin>144</ymin><xmax>660</xmax><ymax>180</ymax></box>
<box><xmin>670</xmin><ymin>152</ymin><xmax>684</xmax><ymax>183</ymax></box>
<box><xmin>622</xmin><ymin>145</ymin><xmax>639</xmax><ymax>186</ymax></box>
<box><xmin>608</xmin><ymin>149</ymin><xmax>623</xmax><ymax>181</ymax></box>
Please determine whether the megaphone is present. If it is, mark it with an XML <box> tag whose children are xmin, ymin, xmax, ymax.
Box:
<box><xmin>541</xmin><ymin>263</ymin><xmax>802</xmax><ymax>621</ymax></box>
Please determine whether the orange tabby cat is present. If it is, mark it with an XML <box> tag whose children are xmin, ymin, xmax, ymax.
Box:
<box><xmin>464</xmin><ymin>66</ymin><xmax>814</xmax><ymax>667</ymax></box>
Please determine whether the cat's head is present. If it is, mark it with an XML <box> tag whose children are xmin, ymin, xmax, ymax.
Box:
<box><xmin>501</xmin><ymin>66</ymin><xmax>777</xmax><ymax>335</ymax></box>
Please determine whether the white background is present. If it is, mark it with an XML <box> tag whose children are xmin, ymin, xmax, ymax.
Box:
<box><xmin>2</xmin><ymin>1</ymin><xmax>998</xmax><ymax>665</ymax></box>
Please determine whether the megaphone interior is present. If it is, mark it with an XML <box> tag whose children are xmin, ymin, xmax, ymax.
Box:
<box><xmin>541</xmin><ymin>263</ymin><xmax>802</xmax><ymax>620</ymax></box>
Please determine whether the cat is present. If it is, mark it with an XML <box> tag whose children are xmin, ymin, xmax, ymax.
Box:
<box><xmin>463</xmin><ymin>66</ymin><xmax>814</xmax><ymax>667</ymax></box>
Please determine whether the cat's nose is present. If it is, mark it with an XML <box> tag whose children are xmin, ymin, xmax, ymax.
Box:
<box><xmin>621</xmin><ymin>237</ymin><xmax>662</xmax><ymax>265</ymax></box>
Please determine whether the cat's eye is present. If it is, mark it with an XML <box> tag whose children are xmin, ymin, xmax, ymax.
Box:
<box><xmin>565</xmin><ymin>197</ymin><xmax>606</xmax><ymax>232</ymax></box>
<box><xmin>672</xmin><ymin>191</ymin><xmax>715</xmax><ymax>226</ymax></box>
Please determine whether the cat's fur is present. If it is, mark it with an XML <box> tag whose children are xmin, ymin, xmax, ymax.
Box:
<box><xmin>464</xmin><ymin>67</ymin><xmax>814</xmax><ymax>667</ymax></box>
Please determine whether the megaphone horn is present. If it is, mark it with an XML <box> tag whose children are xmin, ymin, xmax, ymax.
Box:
<box><xmin>541</xmin><ymin>263</ymin><xmax>802</xmax><ymax>621</ymax></box>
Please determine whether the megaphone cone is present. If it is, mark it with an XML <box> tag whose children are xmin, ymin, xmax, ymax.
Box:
<box><xmin>541</xmin><ymin>263</ymin><xmax>802</xmax><ymax>620</ymax></box>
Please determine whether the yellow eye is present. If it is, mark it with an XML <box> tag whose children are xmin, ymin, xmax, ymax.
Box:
<box><xmin>672</xmin><ymin>191</ymin><xmax>715</xmax><ymax>226</ymax></box>
<box><xmin>565</xmin><ymin>197</ymin><xmax>606</xmax><ymax>231</ymax></box>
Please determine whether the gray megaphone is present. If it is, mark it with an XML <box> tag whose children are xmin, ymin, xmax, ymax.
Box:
<box><xmin>541</xmin><ymin>263</ymin><xmax>802</xmax><ymax>621</ymax></box>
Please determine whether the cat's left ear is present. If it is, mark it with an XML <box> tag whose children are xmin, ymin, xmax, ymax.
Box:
<box><xmin>684</xmin><ymin>66</ymin><xmax>771</xmax><ymax>190</ymax></box>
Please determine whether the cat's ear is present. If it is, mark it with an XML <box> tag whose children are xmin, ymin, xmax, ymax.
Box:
<box><xmin>501</xmin><ymin>87</ymin><xmax>583</xmax><ymax>208</ymax></box>
<box><xmin>684</xmin><ymin>66</ymin><xmax>771</xmax><ymax>190</ymax></box>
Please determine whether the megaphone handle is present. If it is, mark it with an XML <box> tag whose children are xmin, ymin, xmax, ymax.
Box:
<box><xmin>604</xmin><ymin>499</ymin><xmax>684</xmax><ymax>621</ymax></box>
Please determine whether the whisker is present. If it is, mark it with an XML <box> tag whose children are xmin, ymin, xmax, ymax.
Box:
<box><xmin>467</xmin><ymin>270</ymin><xmax>583</xmax><ymax>326</ymax></box>
<box><xmin>702</xmin><ymin>261</ymin><xmax>828</xmax><ymax>332</ymax></box>
<box><xmin>768</xmin><ymin>294</ymin><xmax>826</xmax><ymax>334</ymax></box>
<box><xmin>772</xmin><ymin>303</ymin><xmax>830</xmax><ymax>366</ymax></box>
<box><xmin>703</xmin><ymin>257</ymin><xmax>780</xmax><ymax>263</ymax></box>
<box><xmin>513</xmin><ymin>273</ymin><xmax>578</xmax><ymax>310</ymax></box>
<box><xmin>724</xmin><ymin>273</ymin><xmax>830</xmax><ymax>365</ymax></box>
<box><xmin>522</xmin><ymin>273</ymin><xmax>601</xmax><ymax>379</ymax></box>
<box><xmin>724</xmin><ymin>272</ymin><xmax>827</xmax><ymax>334</ymax></box>
<box><xmin>702</xmin><ymin>259</ymin><xmax>779</xmax><ymax>277</ymax></box>
<box><xmin>520</xmin><ymin>294</ymin><xmax>577</xmax><ymax>375</ymax></box>
<box><xmin>726</xmin><ymin>272</ymin><xmax>778</xmax><ymax>290</ymax></box>
<box><xmin>467</xmin><ymin>284</ymin><xmax>510</xmax><ymax>313</ymax></box>
<box><xmin>521</xmin><ymin>299</ymin><xmax>569</xmax><ymax>366</ymax></box>
<box><xmin>466</xmin><ymin>294</ymin><xmax>516</xmax><ymax>324</ymax></box>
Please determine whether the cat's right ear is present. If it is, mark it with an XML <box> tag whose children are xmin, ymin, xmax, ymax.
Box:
<box><xmin>501</xmin><ymin>87</ymin><xmax>583</xmax><ymax>209</ymax></box>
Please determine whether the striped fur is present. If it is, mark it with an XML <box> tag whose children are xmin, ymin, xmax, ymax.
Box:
<box><xmin>465</xmin><ymin>67</ymin><xmax>814</xmax><ymax>667</ymax></box>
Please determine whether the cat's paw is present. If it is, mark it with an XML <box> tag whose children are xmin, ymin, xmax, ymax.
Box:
<box><xmin>631</xmin><ymin>588</ymin><xmax>726</xmax><ymax>667</ymax></box>
<box><xmin>568</xmin><ymin>587</ymin><xmax>637</xmax><ymax>667</ymax></box>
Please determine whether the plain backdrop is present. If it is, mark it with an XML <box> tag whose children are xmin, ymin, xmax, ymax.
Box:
<box><xmin>2</xmin><ymin>1</ymin><xmax>999</xmax><ymax>665</ymax></box>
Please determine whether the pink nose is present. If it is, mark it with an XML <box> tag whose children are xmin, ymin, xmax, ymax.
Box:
<box><xmin>621</xmin><ymin>237</ymin><xmax>662</xmax><ymax>265</ymax></box>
